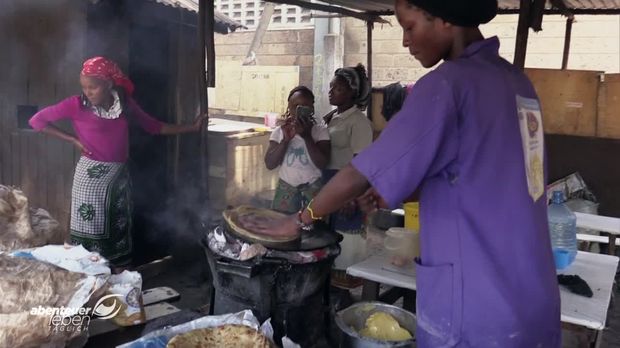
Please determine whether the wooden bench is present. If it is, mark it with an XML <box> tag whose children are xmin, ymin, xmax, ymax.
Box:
<box><xmin>576</xmin><ymin>213</ymin><xmax>620</xmax><ymax>255</ymax></box>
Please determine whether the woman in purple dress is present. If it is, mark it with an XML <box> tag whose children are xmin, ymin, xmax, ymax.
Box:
<box><xmin>258</xmin><ymin>0</ymin><xmax>561</xmax><ymax>346</ymax></box>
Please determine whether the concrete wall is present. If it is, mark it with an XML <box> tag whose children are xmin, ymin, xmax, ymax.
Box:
<box><xmin>482</xmin><ymin>14</ymin><xmax>620</xmax><ymax>73</ymax></box>
<box><xmin>344</xmin><ymin>17</ymin><xmax>427</xmax><ymax>87</ymax></box>
<box><xmin>211</xmin><ymin>16</ymin><xmax>619</xmax><ymax>107</ymax></box>
<box><xmin>343</xmin><ymin>14</ymin><xmax>620</xmax><ymax>87</ymax></box>
<box><xmin>214</xmin><ymin>28</ymin><xmax>315</xmax><ymax>88</ymax></box>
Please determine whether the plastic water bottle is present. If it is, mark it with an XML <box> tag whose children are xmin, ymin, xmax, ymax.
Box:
<box><xmin>548</xmin><ymin>191</ymin><xmax>577</xmax><ymax>269</ymax></box>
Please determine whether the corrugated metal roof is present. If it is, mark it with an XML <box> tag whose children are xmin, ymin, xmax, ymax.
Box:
<box><xmin>498</xmin><ymin>0</ymin><xmax>620</xmax><ymax>11</ymax></box>
<box><xmin>154</xmin><ymin>0</ymin><xmax>245</xmax><ymax>33</ymax></box>
<box><xmin>266</xmin><ymin>0</ymin><xmax>620</xmax><ymax>16</ymax></box>
<box><xmin>318</xmin><ymin>0</ymin><xmax>393</xmax><ymax>13</ymax></box>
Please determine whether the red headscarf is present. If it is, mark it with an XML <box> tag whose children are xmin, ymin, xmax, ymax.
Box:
<box><xmin>81</xmin><ymin>57</ymin><xmax>135</xmax><ymax>96</ymax></box>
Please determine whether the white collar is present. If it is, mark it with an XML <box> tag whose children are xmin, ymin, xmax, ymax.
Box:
<box><xmin>92</xmin><ymin>90</ymin><xmax>123</xmax><ymax>120</ymax></box>
<box><xmin>332</xmin><ymin>105</ymin><xmax>359</xmax><ymax>120</ymax></box>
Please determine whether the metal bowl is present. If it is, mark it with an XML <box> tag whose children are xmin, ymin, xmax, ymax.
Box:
<box><xmin>335</xmin><ymin>302</ymin><xmax>416</xmax><ymax>348</ymax></box>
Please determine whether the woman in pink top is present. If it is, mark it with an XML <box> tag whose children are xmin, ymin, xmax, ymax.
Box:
<box><xmin>29</xmin><ymin>57</ymin><xmax>205</xmax><ymax>268</ymax></box>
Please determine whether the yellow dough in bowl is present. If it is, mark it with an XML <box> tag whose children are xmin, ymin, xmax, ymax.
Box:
<box><xmin>359</xmin><ymin>312</ymin><xmax>413</xmax><ymax>341</ymax></box>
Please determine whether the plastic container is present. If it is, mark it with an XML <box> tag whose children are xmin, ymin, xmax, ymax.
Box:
<box><xmin>403</xmin><ymin>202</ymin><xmax>419</xmax><ymax>231</ymax></box>
<box><xmin>263</xmin><ymin>112</ymin><xmax>279</xmax><ymax>128</ymax></box>
<box><xmin>548</xmin><ymin>191</ymin><xmax>578</xmax><ymax>269</ymax></box>
<box><xmin>384</xmin><ymin>227</ymin><xmax>419</xmax><ymax>262</ymax></box>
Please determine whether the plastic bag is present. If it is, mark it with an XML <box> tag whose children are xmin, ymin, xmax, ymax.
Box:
<box><xmin>0</xmin><ymin>255</ymin><xmax>88</xmax><ymax>348</ymax></box>
<box><xmin>118</xmin><ymin>310</ymin><xmax>261</xmax><ymax>348</ymax></box>
<box><xmin>0</xmin><ymin>185</ymin><xmax>63</xmax><ymax>251</ymax></box>
<box><xmin>10</xmin><ymin>245</ymin><xmax>110</xmax><ymax>311</ymax></box>
<box><xmin>547</xmin><ymin>172</ymin><xmax>598</xmax><ymax>204</ymax></box>
<box><xmin>106</xmin><ymin>271</ymin><xmax>146</xmax><ymax>326</ymax></box>
<box><xmin>118</xmin><ymin>310</ymin><xmax>300</xmax><ymax>348</ymax></box>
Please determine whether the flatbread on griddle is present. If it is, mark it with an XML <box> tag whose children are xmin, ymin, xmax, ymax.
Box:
<box><xmin>223</xmin><ymin>205</ymin><xmax>299</xmax><ymax>243</ymax></box>
<box><xmin>166</xmin><ymin>324</ymin><xmax>271</xmax><ymax>348</ymax></box>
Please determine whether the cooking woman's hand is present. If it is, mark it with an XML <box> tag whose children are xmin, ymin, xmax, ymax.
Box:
<box><xmin>356</xmin><ymin>187</ymin><xmax>388</xmax><ymax>214</ymax></box>
<box><xmin>338</xmin><ymin>200</ymin><xmax>357</xmax><ymax>217</ymax></box>
<box><xmin>254</xmin><ymin>214</ymin><xmax>301</xmax><ymax>238</ymax></box>
<box><xmin>73</xmin><ymin>139</ymin><xmax>92</xmax><ymax>156</ymax></box>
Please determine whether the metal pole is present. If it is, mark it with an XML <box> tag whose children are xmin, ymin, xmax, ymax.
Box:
<box><xmin>198</xmin><ymin>0</ymin><xmax>208</xmax><ymax>112</ymax></box>
<box><xmin>514</xmin><ymin>0</ymin><xmax>532</xmax><ymax>69</ymax></box>
<box><xmin>198</xmin><ymin>0</ymin><xmax>209</xmax><ymax>200</ymax></box>
<box><xmin>243</xmin><ymin>3</ymin><xmax>275</xmax><ymax>65</ymax></box>
<box><xmin>561</xmin><ymin>17</ymin><xmax>574</xmax><ymax>70</ymax></box>
<box><xmin>366</xmin><ymin>20</ymin><xmax>373</xmax><ymax>119</ymax></box>
<box><xmin>206</xmin><ymin>0</ymin><xmax>216</xmax><ymax>87</ymax></box>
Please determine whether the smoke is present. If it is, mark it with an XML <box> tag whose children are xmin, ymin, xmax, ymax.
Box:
<box><xmin>151</xmin><ymin>184</ymin><xmax>211</xmax><ymax>240</ymax></box>
<box><xmin>141</xmin><ymin>177</ymin><xmax>213</xmax><ymax>267</ymax></box>
<box><xmin>0</xmin><ymin>0</ymin><xmax>90</xmax><ymax>101</ymax></box>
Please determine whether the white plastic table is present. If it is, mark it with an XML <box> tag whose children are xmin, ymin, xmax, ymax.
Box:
<box><xmin>347</xmin><ymin>253</ymin><xmax>417</xmax><ymax>311</ymax></box>
<box><xmin>558</xmin><ymin>251</ymin><xmax>618</xmax><ymax>343</ymax></box>
<box><xmin>347</xmin><ymin>254</ymin><xmax>416</xmax><ymax>290</ymax></box>
<box><xmin>347</xmin><ymin>251</ymin><xmax>618</xmax><ymax>346</ymax></box>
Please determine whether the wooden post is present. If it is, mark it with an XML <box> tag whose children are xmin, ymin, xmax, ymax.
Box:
<box><xmin>198</xmin><ymin>0</ymin><xmax>209</xmax><ymax>200</ymax></box>
<box><xmin>198</xmin><ymin>0</ymin><xmax>208</xmax><ymax>113</ymax></box>
<box><xmin>529</xmin><ymin>0</ymin><xmax>546</xmax><ymax>32</ymax></box>
<box><xmin>561</xmin><ymin>17</ymin><xmax>574</xmax><ymax>70</ymax></box>
<box><xmin>514</xmin><ymin>0</ymin><xmax>532</xmax><ymax>69</ymax></box>
<box><xmin>206</xmin><ymin>0</ymin><xmax>215</xmax><ymax>87</ymax></box>
<box><xmin>366</xmin><ymin>20</ymin><xmax>373</xmax><ymax>118</ymax></box>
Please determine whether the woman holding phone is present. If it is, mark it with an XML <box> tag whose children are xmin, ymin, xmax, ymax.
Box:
<box><xmin>264</xmin><ymin>86</ymin><xmax>331</xmax><ymax>214</ymax></box>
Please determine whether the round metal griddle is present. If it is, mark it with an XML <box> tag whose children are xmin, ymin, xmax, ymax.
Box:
<box><xmin>223</xmin><ymin>220</ymin><xmax>342</xmax><ymax>251</ymax></box>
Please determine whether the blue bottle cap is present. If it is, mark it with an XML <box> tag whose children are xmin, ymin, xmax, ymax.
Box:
<box><xmin>551</xmin><ymin>191</ymin><xmax>564</xmax><ymax>204</ymax></box>
<box><xmin>553</xmin><ymin>249</ymin><xmax>571</xmax><ymax>270</ymax></box>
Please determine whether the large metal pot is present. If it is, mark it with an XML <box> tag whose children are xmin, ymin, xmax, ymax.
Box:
<box><xmin>335</xmin><ymin>302</ymin><xmax>416</xmax><ymax>348</ymax></box>
<box><xmin>202</xmin><ymin>223</ymin><xmax>341</xmax><ymax>348</ymax></box>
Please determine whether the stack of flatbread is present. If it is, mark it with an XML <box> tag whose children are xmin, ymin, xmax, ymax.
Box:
<box><xmin>167</xmin><ymin>324</ymin><xmax>271</xmax><ymax>348</ymax></box>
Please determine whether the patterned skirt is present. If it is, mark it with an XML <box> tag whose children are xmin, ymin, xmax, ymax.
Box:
<box><xmin>271</xmin><ymin>178</ymin><xmax>323</xmax><ymax>214</ymax></box>
<box><xmin>70</xmin><ymin>157</ymin><xmax>133</xmax><ymax>266</ymax></box>
<box><xmin>322</xmin><ymin>169</ymin><xmax>367</xmax><ymax>271</ymax></box>
<box><xmin>322</xmin><ymin>169</ymin><xmax>365</xmax><ymax>234</ymax></box>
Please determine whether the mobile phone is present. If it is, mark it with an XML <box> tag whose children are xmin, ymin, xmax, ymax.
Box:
<box><xmin>296</xmin><ymin>105</ymin><xmax>315</xmax><ymax>124</ymax></box>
